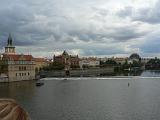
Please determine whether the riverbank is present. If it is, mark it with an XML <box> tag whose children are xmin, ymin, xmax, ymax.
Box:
<box><xmin>40</xmin><ymin>67</ymin><xmax>114</xmax><ymax>77</ymax></box>
<box><xmin>1</xmin><ymin>74</ymin><xmax>160</xmax><ymax>120</ymax></box>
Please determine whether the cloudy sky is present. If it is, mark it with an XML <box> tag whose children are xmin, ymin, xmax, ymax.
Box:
<box><xmin>0</xmin><ymin>0</ymin><xmax>160</xmax><ymax>58</ymax></box>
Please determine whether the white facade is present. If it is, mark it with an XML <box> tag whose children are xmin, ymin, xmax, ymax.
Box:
<box><xmin>141</xmin><ymin>58</ymin><xmax>151</xmax><ymax>64</ymax></box>
<box><xmin>113</xmin><ymin>58</ymin><xmax>127</xmax><ymax>65</ymax></box>
<box><xmin>7</xmin><ymin>64</ymin><xmax>35</xmax><ymax>82</ymax></box>
<box><xmin>79</xmin><ymin>59</ymin><xmax>100</xmax><ymax>69</ymax></box>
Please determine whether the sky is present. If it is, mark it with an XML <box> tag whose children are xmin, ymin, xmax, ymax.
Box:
<box><xmin>0</xmin><ymin>0</ymin><xmax>160</xmax><ymax>58</ymax></box>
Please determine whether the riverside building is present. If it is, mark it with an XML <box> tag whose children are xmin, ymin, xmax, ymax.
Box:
<box><xmin>34</xmin><ymin>57</ymin><xmax>49</xmax><ymax>72</ymax></box>
<box><xmin>0</xmin><ymin>34</ymin><xmax>35</xmax><ymax>82</ymax></box>
<box><xmin>53</xmin><ymin>50</ymin><xmax>79</xmax><ymax>70</ymax></box>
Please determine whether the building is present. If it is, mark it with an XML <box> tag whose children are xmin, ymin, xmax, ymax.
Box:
<box><xmin>53</xmin><ymin>50</ymin><xmax>79</xmax><ymax>70</ymax></box>
<box><xmin>0</xmin><ymin>34</ymin><xmax>35</xmax><ymax>82</ymax></box>
<box><xmin>128</xmin><ymin>53</ymin><xmax>141</xmax><ymax>64</ymax></box>
<box><xmin>129</xmin><ymin>53</ymin><xmax>141</xmax><ymax>61</ymax></box>
<box><xmin>2</xmin><ymin>54</ymin><xmax>35</xmax><ymax>82</ymax></box>
<box><xmin>34</xmin><ymin>58</ymin><xmax>49</xmax><ymax>72</ymax></box>
<box><xmin>113</xmin><ymin>57</ymin><xmax>127</xmax><ymax>65</ymax></box>
<box><xmin>141</xmin><ymin>58</ymin><xmax>151</xmax><ymax>64</ymax></box>
<box><xmin>0</xmin><ymin>54</ymin><xmax>4</xmax><ymax>74</ymax></box>
<box><xmin>79</xmin><ymin>57</ymin><xmax>100</xmax><ymax>69</ymax></box>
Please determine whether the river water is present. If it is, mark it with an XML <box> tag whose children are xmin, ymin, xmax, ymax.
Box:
<box><xmin>1</xmin><ymin>70</ymin><xmax>160</xmax><ymax>120</ymax></box>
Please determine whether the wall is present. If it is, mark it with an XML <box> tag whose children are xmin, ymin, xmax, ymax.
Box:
<box><xmin>7</xmin><ymin>64</ymin><xmax>35</xmax><ymax>82</ymax></box>
<box><xmin>41</xmin><ymin>67</ymin><xmax>114</xmax><ymax>77</ymax></box>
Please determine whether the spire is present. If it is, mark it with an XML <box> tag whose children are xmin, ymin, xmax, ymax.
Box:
<box><xmin>7</xmin><ymin>33</ymin><xmax>13</xmax><ymax>46</ymax></box>
<box><xmin>5</xmin><ymin>33</ymin><xmax>16</xmax><ymax>54</ymax></box>
<box><xmin>7</xmin><ymin>34</ymin><xmax>10</xmax><ymax>46</ymax></box>
<box><xmin>62</xmin><ymin>50</ymin><xmax>68</xmax><ymax>56</ymax></box>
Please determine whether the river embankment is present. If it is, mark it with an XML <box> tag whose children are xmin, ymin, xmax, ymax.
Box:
<box><xmin>40</xmin><ymin>67</ymin><xmax>114</xmax><ymax>77</ymax></box>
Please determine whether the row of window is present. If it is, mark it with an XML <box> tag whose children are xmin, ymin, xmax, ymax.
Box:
<box><xmin>16</xmin><ymin>72</ymin><xmax>30</xmax><ymax>77</ymax></box>
<box><xmin>5</xmin><ymin>48</ymin><xmax>15</xmax><ymax>52</ymax></box>
<box><xmin>7</xmin><ymin>61</ymin><xmax>34</xmax><ymax>65</ymax></box>
<box><xmin>19</xmin><ymin>66</ymin><xmax>26</xmax><ymax>71</ymax></box>
<box><xmin>9</xmin><ymin>66</ymin><xmax>34</xmax><ymax>71</ymax></box>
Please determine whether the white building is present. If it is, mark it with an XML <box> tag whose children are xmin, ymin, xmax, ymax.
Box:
<box><xmin>141</xmin><ymin>58</ymin><xmax>152</xmax><ymax>64</ymax></box>
<box><xmin>79</xmin><ymin>57</ymin><xmax>100</xmax><ymax>69</ymax></box>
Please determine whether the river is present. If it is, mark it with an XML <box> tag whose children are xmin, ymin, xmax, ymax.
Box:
<box><xmin>0</xmin><ymin>70</ymin><xmax>160</xmax><ymax>120</ymax></box>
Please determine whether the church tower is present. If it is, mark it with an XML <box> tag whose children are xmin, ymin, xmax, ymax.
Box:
<box><xmin>5</xmin><ymin>33</ymin><xmax>16</xmax><ymax>54</ymax></box>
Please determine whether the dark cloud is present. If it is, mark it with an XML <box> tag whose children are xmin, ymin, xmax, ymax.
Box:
<box><xmin>0</xmin><ymin>0</ymin><xmax>159</xmax><ymax>57</ymax></box>
<box><xmin>104</xmin><ymin>26</ymin><xmax>146</xmax><ymax>42</ymax></box>
<box><xmin>81</xmin><ymin>47</ymin><xmax>125</xmax><ymax>56</ymax></box>
<box><xmin>117</xmin><ymin>1</ymin><xmax>160</xmax><ymax>24</ymax></box>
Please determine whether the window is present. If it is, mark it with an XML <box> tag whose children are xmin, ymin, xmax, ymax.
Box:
<box><xmin>19</xmin><ymin>66</ymin><xmax>21</xmax><ymax>71</ymax></box>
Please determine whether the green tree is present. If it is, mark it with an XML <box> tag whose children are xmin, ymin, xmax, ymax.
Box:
<box><xmin>0</xmin><ymin>60</ymin><xmax>7</xmax><ymax>74</ymax></box>
<box><xmin>131</xmin><ymin>60</ymin><xmax>142</xmax><ymax>67</ymax></box>
<box><xmin>100</xmin><ymin>59</ymin><xmax>117</xmax><ymax>67</ymax></box>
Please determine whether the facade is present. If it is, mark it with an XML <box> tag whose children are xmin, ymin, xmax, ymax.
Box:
<box><xmin>54</xmin><ymin>50</ymin><xmax>79</xmax><ymax>70</ymax></box>
<box><xmin>99</xmin><ymin>57</ymin><xmax>109</xmax><ymax>62</ymax></box>
<box><xmin>113</xmin><ymin>57</ymin><xmax>127</xmax><ymax>65</ymax></box>
<box><xmin>0</xmin><ymin>54</ymin><xmax>4</xmax><ymax>75</ymax></box>
<box><xmin>141</xmin><ymin>58</ymin><xmax>151</xmax><ymax>64</ymax></box>
<box><xmin>34</xmin><ymin>58</ymin><xmax>49</xmax><ymax>71</ymax></box>
<box><xmin>2</xmin><ymin>54</ymin><xmax>35</xmax><ymax>82</ymax></box>
<box><xmin>0</xmin><ymin>34</ymin><xmax>35</xmax><ymax>82</ymax></box>
<box><xmin>106</xmin><ymin>57</ymin><xmax>128</xmax><ymax>65</ymax></box>
<box><xmin>79</xmin><ymin>57</ymin><xmax>100</xmax><ymax>69</ymax></box>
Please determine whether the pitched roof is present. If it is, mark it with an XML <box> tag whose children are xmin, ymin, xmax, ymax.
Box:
<box><xmin>3</xmin><ymin>54</ymin><xmax>33</xmax><ymax>61</ymax></box>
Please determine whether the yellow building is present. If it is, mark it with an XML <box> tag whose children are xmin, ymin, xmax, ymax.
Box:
<box><xmin>34</xmin><ymin>58</ymin><xmax>49</xmax><ymax>72</ymax></box>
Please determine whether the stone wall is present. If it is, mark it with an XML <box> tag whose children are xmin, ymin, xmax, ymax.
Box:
<box><xmin>41</xmin><ymin>67</ymin><xmax>114</xmax><ymax>77</ymax></box>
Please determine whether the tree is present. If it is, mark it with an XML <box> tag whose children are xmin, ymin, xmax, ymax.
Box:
<box><xmin>146</xmin><ymin>58</ymin><xmax>160</xmax><ymax>70</ymax></box>
<box><xmin>43</xmin><ymin>62</ymin><xmax>65</xmax><ymax>70</ymax></box>
<box><xmin>0</xmin><ymin>60</ymin><xmax>7</xmax><ymax>74</ymax></box>
<box><xmin>100</xmin><ymin>59</ymin><xmax>117</xmax><ymax>67</ymax></box>
<box><xmin>131</xmin><ymin>60</ymin><xmax>142</xmax><ymax>67</ymax></box>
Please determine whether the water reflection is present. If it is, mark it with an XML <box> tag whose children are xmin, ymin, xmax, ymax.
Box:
<box><xmin>0</xmin><ymin>81</ymin><xmax>36</xmax><ymax>107</ymax></box>
<box><xmin>110</xmin><ymin>70</ymin><xmax>160</xmax><ymax>77</ymax></box>
<box><xmin>141</xmin><ymin>70</ymin><xmax>160</xmax><ymax>77</ymax></box>
<box><xmin>100</xmin><ymin>70</ymin><xmax>143</xmax><ymax>76</ymax></box>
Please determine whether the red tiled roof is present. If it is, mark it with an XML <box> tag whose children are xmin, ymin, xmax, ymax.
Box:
<box><xmin>3</xmin><ymin>54</ymin><xmax>33</xmax><ymax>61</ymax></box>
